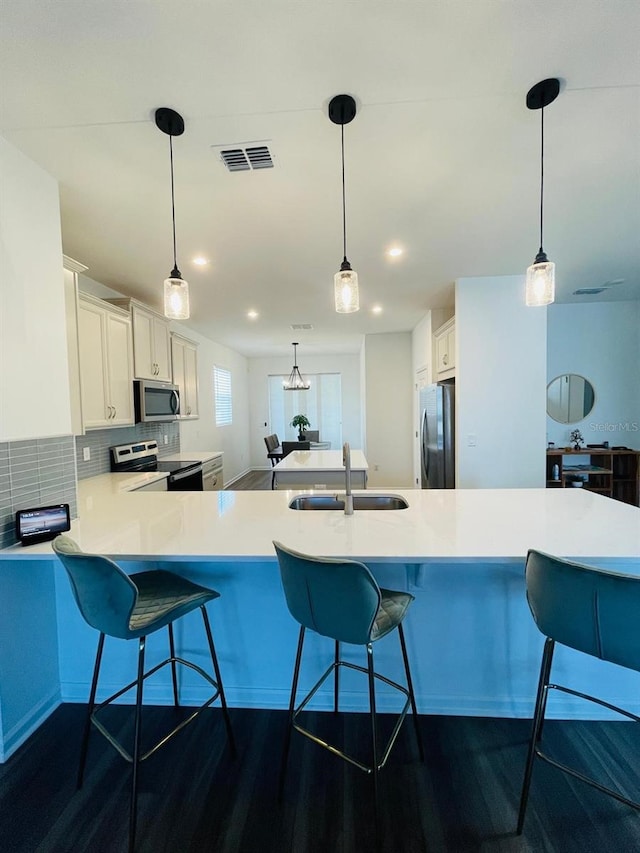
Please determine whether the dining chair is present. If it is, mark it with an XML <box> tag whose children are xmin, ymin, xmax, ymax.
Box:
<box><xmin>301</xmin><ymin>430</ymin><xmax>319</xmax><ymax>442</ymax></box>
<box><xmin>281</xmin><ymin>440</ymin><xmax>310</xmax><ymax>457</ymax></box>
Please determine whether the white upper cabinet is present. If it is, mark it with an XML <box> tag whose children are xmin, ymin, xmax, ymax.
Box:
<box><xmin>109</xmin><ymin>298</ymin><xmax>171</xmax><ymax>381</ymax></box>
<box><xmin>77</xmin><ymin>293</ymin><xmax>134</xmax><ymax>428</ymax></box>
<box><xmin>171</xmin><ymin>334</ymin><xmax>199</xmax><ymax>418</ymax></box>
<box><xmin>131</xmin><ymin>304</ymin><xmax>171</xmax><ymax>381</ymax></box>
<box><xmin>433</xmin><ymin>316</ymin><xmax>456</xmax><ymax>378</ymax></box>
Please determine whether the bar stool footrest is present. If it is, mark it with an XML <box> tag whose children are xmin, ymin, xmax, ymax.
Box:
<box><xmin>91</xmin><ymin>655</ymin><xmax>222</xmax><ymax>763</ymax></box>
<box><xmin>535</xmin><ymin>682</ymin><xmax>640</xmax><ymax>810</ymax></box>
<box><xmin>292</xmin><ymin>660</ymin><xmax>411</xmax><ymax>774</ymax></box>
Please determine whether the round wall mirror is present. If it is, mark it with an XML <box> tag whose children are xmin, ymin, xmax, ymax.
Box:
<box><xmin>547</xmin><ymin>374</ymin><xmax>596</xmax><ymax>424</ymax></box>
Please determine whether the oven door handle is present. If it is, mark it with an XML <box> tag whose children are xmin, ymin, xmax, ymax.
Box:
<box><xmin>169</xmin><ymin>464</ymin><xmax>202</xmax><ymax>483</ymax></box>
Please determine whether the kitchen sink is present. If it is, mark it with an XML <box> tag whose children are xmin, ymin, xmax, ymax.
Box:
<box><xmin>288</xmin><ymin>493</ymin><xmax>409</xmax><ymax>511</ymax></box>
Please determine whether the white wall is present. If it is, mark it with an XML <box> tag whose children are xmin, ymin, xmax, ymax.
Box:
<box><xmin>0</xmin><ymin>136</ymin><xmax>71</xmax><ymax>440</ymax></box>
<box><xmin>547</xmin><ymin>301</ymin><xmax>640</xmax><ymax>449</ymax></box>
<box><xmin>247</xmin><ymin>353</ymin><xmax>362</xmax><ymax>469</ymax></box>
<box><xmin>363</xmin><ymin>332</ymin><xmax>413</xmax><ymax>488</ymax></box>
<box><xmin>172</xmin><ymin>322</ymin><xmax>250</xmax><ymax>483</ymax></box>
<box><xmin>456</xmin><ymin>275</ymin><xmax>547</xmax><ymax>488</ymax></box>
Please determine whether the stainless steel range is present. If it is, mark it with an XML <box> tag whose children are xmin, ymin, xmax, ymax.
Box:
<box><xmin>110</xmin><ymin>441</ymin><xmax>205</xmax><ymax>491</ymax></box>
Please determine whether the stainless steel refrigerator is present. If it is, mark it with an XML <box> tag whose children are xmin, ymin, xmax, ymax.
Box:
<box><xmin>420</xmin><ymin>380</ymin><xmax>455</xmax><ymax>489</ymax></box>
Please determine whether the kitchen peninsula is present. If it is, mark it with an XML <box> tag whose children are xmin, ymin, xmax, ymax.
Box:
<box><xmin>1</xmin><ymin>483</ymin><xmax>639</xmax><ymax>762</ymax></box>
<box><xmin>272</xmin><ymin>448</ymin><xmax>368</xmax><ymax>489</ymax></box>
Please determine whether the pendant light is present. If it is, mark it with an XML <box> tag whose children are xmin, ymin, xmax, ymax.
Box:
<box><xmin>283</xmin><ymin>342</ymin><xmax>310</xmax><ymax>391</ymax></box>
<box><xmin>525</xmin><ymin>78</ymin><xmax>560</xmax><ymax>307</ymax></box>
<box><xmin>155</xmin><ymin>107</ymin><xmax>190</xmax><ymax>320</ymax></box>
<box><xmin>329</xmin><ymin>94</ymin><xmax>360</xmax><ymax>313</ymax></box>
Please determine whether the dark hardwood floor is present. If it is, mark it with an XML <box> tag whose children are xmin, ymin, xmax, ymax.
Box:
<box><xmin>225</xmin><ymin>469</ymin><xmax>271</xmax><ymax>490</ymax></box>
<box><xmin>1</xmin><ymin>704</ymin><xmax>638</xmax><ymax>853</ymax></box>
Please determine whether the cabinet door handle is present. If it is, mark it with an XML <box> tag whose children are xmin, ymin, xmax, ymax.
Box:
<box><xmin>112</xmin><ymin>406</ymin><xmax>116</xmax><ymax>419</ymax></box>
<box><xmin>443</xmin><ymin>353</ymin><xmax>449</xmax><ymax>366</ymax></box>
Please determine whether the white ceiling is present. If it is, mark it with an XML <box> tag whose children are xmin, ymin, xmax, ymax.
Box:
<box><xmin>1</xmin><ymin>1</ymin><xmax>639</xmax><ymax>357</ymax></box>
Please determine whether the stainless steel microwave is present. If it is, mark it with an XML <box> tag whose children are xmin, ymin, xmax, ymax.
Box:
<box><xmin>133</xmin><ymin>379</ymin><xmax>180</xmax><ymax>422</ymax></box>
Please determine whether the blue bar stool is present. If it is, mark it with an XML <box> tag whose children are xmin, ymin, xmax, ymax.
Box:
<box><xmin>273</xmin><ymin>541</ymin><xmax>423</xmax><ymax>830</ymax></box>
<box><xmin>518</xmin><ymin>549</ymin><xmax>640</xmax><ymax>833</ymax></box>
<box><xmin>52</xmin><ymin>534</ymin><xmax>235</xmax><ymax>852</ymax></box>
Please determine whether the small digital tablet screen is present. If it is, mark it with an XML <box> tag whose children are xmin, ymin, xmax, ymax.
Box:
<box><xmin>16</xmin><ymin>504</ymin><xmax>71</xmax><ymax>545</ymax></box>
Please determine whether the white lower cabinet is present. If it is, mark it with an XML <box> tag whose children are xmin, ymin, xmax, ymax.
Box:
<box><xmin>171</xmin><ymin>334</ymin><xmax>199</xmax><ymax>419</ymax></box>
<box><xmin>78</xmin><ymin>293</ymin><xmax>134</xmax><ymax>428</ymax></box>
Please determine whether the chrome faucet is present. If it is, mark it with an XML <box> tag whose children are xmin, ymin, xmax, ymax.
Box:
<box><xmin>342</xmin><ymin>441</ymin><xmax>354</xmax><ymax>515</ymax></box>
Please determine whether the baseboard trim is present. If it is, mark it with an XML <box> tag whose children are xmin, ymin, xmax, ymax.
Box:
<box><xmin>1</xmin><ymin>689</ymin><xmax>61</xmax><ymax>763</ymax></box>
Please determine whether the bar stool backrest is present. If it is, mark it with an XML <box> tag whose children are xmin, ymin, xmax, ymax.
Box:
<box><xmin>53</xmin><ymin>534</ymin><xmax>137</xmax><ymax>640</ymax></box>
<box><xmin>526</xmin><ymin>549</ymin><xmax>640</xmax><ymax>672</ymax></box>
<box><xmin>273</xmin><ymin>541</ymin><xmax>381</xmax><ymax>645</ymax></box>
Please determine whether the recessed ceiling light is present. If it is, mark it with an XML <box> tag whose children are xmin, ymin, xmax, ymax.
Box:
<box><xmin>192</xmin><ymin>256</ymin><xmax>209</xmax><ymax>266</ymax></box>
<box><xmin>371</xmin><ymin>304</ymin><xmax>383</xmax><ymax>314</ymax></box>
<box><xmin>387</xmin><ymin>247</ymin><xmax>403</xmax><ymax>258</ymax></box>
<box><xmin>247</xmin><ymin>310</ymin><xmax>259</xmax><ymax>319</ymax></box>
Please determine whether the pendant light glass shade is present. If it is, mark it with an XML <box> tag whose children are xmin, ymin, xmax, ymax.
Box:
<box><xmin>334</xmin><ymin>262</ymin><xmax>359</xmax><ymax>313</ymax></box>
<box><xmin>526</xmin><ymin>253</ymin><xmax>555</xmax><ymax>307</ymax></box>
<box><xmin>155</xmin><ymin>107</ymin><xmax>190</xmax><ymax>320</ymax></box>
<box><xmin>283</xmin><ymin>342</ymin><xmax>310</xmax><ymax>391</ymax></box>
<box><xmin>525</xmin><ymin>79</ymin><xmax>560</xmax><ymax>308</ymax></box>
<box><xmin>164</xmin><ymin>268</ymin><xmax>190</xmax><ymax>319</ymax></box>
<box><xmin>329</xmin><ymin>95</ymin><xmax>360</xmax><ymax>314</ymax></box>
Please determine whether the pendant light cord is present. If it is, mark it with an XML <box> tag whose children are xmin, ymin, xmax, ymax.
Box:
<box><xmin>538</xmin><ymin>104</ymin><xmax>545</xmax><ymax>253</ymax></box>
<box><xmin>341</xmin><ymin>123</ymin><xmax>347</xmax><ymax>262</ymax></box>
<box><xmin>169</xmin><ymin>135</ymin><xmax>178</xmax><ymax>272</ymax></box>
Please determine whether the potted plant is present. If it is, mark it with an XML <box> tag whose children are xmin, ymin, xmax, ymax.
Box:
<box><xmin>569</xmin><ymin>429</ymin><xmax>584</xmax><ymax>451</ymax></box>
<box><xmin>290</xmin><ymin>414</ymin><xmax>311</xmax><ymax>441</ymax></box>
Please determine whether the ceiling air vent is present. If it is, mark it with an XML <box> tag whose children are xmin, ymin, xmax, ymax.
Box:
<box><xmin>573</xmin><ymin>288</ymin><xmax>605</xmax><ymax>295</ymax></box>
<box><xmin>291</xmin><ymin>324</ymin><xmax>314</xmax><ymax>330</ymax></box>
<box><xmin>219</xmin><ymin>145</ymin><xmax>273</xmax><ymax>172</ymax></box>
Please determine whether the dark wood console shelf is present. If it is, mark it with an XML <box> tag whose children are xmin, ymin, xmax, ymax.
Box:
<box><xmin>546</xmin><ymin>448</ymin><xmax>640</xmax><ymax>506</ymax></box>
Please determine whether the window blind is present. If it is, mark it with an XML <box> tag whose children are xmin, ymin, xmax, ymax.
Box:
<box><xmin>214</xmin><ymin>366</ymin><xmax>232</xmax><ymax>426</ymax></box>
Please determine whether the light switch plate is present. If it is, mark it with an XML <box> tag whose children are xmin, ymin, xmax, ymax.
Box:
<box><xmin>83</xmin><ymin>447</ymin><xmax>91</xmax><ymax>461</ymax></box>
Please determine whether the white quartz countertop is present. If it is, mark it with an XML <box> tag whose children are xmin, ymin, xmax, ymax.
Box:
<box><xmin>4</xmin><ymin>483</ymin><xmax>639</xmax><ymax>564</ymax></box>
<box><xmin>159</xmin><ymin>451</ymin><xmax>223</xmax><ymax>464</ymax></box>
<box><xmin>273</xmin><ymin>449</ymin><xmax>368</xmax><ymax>472</ymax></box>
<box><xmin>74</xmin><ymin>471</ymin><xmax>169</xmax><ymax>495</ymax></box>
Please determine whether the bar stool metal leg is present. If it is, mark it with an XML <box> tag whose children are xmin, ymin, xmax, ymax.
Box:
<box><xmin>398</xmin><ymin>624</ymin><xmax>424</xmax><ymax>761</ymax></box>
<box><xmin>366</xmin><ymin>643</ymin><xmax>380</xmax><ymax>833</ymax></box>
<box><xmin>334</xmin><ymin>641</ymin><xmax>340</xmax><ymax>713</ymax></box>
<box><xmin>78</xmin><ymin>632</ymin><xmax>105</xmax><ymax>789</ymax></box>
<box><xmin>200</xmin><ymin>606</ymin><xmax>236</xmax><ymax>757</ymax></box>
<box><xmin>129</xmin><ymin>637</ymin><xmax>146</xmax><ymax>853</ymax></box>
<box><xmin>167</xmin><ymin>623</ymin><xmax>179</xmax><ymax>707</ymax></box>
<box><xmin>517</xmin><ymin>637</ymin><xmax>555</xmax><ymax>834</ymax></box>
<box><xmin>279</xmin><ymin>625</ymin><xmax>305</xmax><ymax>800</ymax></box>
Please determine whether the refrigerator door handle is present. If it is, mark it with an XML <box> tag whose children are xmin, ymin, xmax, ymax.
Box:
<box><xmin>421</xmin><ymin>409</ymin><xmax>429</xmax><ymax>488</ymax></box>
